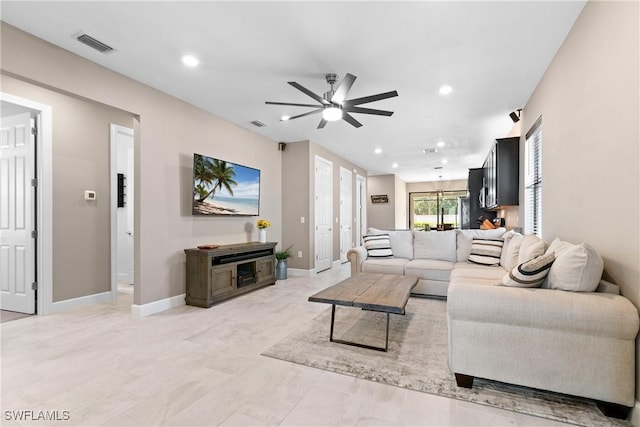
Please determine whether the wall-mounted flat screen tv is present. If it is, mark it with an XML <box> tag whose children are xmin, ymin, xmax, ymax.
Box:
<box><xmin>192</xmin><ymin>153</ymin><xmax>260</xmax><ymax>216</ymax></box>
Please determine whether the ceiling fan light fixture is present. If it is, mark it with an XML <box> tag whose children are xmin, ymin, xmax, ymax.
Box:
<box><xmin>322</xmin><ymin>106</ymin><xmax>342</xmax><ymax>121</ymax></box>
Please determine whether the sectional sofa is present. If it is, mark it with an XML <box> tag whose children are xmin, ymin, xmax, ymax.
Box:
<box><xmin>347</xmin><ymin>228</ymin><xmax>639</xmax><ymax>419</ymax></box>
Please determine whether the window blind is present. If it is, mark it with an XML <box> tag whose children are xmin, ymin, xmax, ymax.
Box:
<box><xmin>524</xmin><ymin>117</ymin><xmax>542</xmax><ymax>236</ymax></box>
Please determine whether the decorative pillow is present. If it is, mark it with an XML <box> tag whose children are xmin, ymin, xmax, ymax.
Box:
<box><xmin>504</xmin><ymin>233</ymin><xmax>524</xmax><ymax>271</ymax></box>
<box><xmin>502</xmin><ymin>252</ymin><xmax>556</xmax><ymax>288</ymax></box>
<box><xmin>468</xmin><ymin>238</ymin><xmax>504</xmax><ymax>266</ymax></box>
<box><xmin>547</xmin><ymin>243</ymin><xmax>603</xmax><ymax>292</ymax></box>
<box><xmin>455</xmin><ymin>228</ymin><xmax>506</xmax><ymax>262</ymax></box>
<box><xmin>517</xmin><ymin>233</ymin><xmax>546</xmax><ymax>265</ymax></box>
<box><xmin>545</xmin><ymin>237</ymin><xmax>574</xmax><ymax>257</ymax></box>
<box><xmin>362</xmin><ymin>234</ymin><xmax>393</xmax><ymax>258</ymax></box>
<box><xmin>413</xmin><ymin>230</ymin><xmax>457</xmax><ymax>262</ymax></box>
<box><xmin>499</xmin><ymin>231</ymin><xmax>515</xmax><ymax>268</ymax></box>
<box><xmin>367</xmin><ymin>228</ymin><xmax>413</xmax><ymax>260</ymax></box>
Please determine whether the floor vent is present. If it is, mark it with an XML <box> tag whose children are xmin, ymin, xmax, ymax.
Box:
<box><xmin>73</xmin><ymin>32</ymin><xmax>116</xmax><ymax>54</ymax></box>
<box><xmin>250</xmin><ymin>120</ymin><xmax>267</xmax><ymax>127</ymax></box>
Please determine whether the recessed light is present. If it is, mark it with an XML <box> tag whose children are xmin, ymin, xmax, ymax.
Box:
<box><xmin>441</xmin><ymin>159</ymin><xmax>448</xmax><ymax>164</ymax></box>
<box><xmin>437</xmin><ymin>141</ymin><xmax>445</xmax><ymax>148</ymax></box>
<box><xmin>374</xmin><ymin>148</ymin><xmax>382</xmax><ymax>154</ymax></box>
<box><xmin>439</xmin><ymin>85</ymin><xmax>453</xmax><ymax>95</ymax></box>
<box><xmin>280</xmin><ymin>115</ymin><xmax>290</xmax><ymax>121</ymax></box>
<box><xmin>182</xmin><ymin>54</ymin><xmax>199</xmax><ymax>67</ymax></box>
<box><xmin>392</xmin><ymin>162</ymin><xmax>398</xmax><ymax>168</ymax></box>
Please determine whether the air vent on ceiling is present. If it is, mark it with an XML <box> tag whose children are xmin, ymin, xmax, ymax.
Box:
<box><xmin>73</xmin><ymin>31</ymin><xmax>115</xmax><ymax>54</ymax></box>
<box><xmin>434</xmin><ymin>166</ymin><xmax>443</xmax><ymax>170</ymax></box>
<box><xmin>423</xmin><ymin>148</ymin><xmax>438</xmax><ymax>154</ymax></box>
<box><xmin>250</xmin><ymin>120</ymin><xmax>267</xmax><ymax>127</ymax></box>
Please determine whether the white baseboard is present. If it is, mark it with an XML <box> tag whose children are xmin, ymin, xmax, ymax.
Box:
<box><xmin>131</xmin><ymin>293</ymin><xmax>185</xmax><ymax>318</ymax></box>
<box><xmin>287</xmin><ymin>268</ymin><xmax>316</xmax><ymax>277</ymax></box>
<box><xmin>630</xmin><ymin>400</ymin><xmax>640</xmax><ymax>427</ymax></box>
<box><xmin>50</xmin><ymin>291</ymin><xmax>112</xmax><ymax>313</ymax></box>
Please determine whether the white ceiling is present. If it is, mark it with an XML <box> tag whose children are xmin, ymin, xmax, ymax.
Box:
<box><xmin>1</xmin><ymin>1</ymin><xmax>586</xmax><ymax>182</ymax></box>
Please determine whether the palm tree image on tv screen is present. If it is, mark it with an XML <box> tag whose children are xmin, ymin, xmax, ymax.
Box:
<box><xmin>192</xmin><ymin>153</ymin><xmax>260</xmax><ymax>216</ymax></box>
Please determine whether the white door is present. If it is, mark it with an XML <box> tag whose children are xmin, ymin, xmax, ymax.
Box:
<box><xmin>314</xmin><ymin>156</ymin><xmax>332</xmax><ymax>273</ymax></box>
<box><xmin>111</xmin><ymin>124</ymin><xmax>134</xmax><ymax>294</ymax></box>
<box><xmin>339</xmin><ymin>167</ymin><xmax>352</xmax><ymax>263</ymax></box>
<box><xmin>355</xmin><ymin>174</ymin><xmax>367</xmax><ymax>245</ymax></box>
<box><xmin>0</xmin><ymin>113</ymin><xmax>36</xmax><ymax>314</ymax></box>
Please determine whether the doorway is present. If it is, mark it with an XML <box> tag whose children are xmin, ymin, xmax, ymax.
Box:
<box><xmin>0</xmin><ymin>93</ymin><xmax>53</xmax><ymax>316</ymax></box>
<box><xmin>314</xmin><ymin>155</ymin><xmax>332</xmax><ymax>273</ymax></box>
<box><xmin>339</xmin><ymin>167</ymin><xmax>352</xmax><ymax>263</ymax></box>
<box><xmin>110</xmin><ymin>124</ymin><xmax>134</xmax><ymax>299</ymax></box>
<box><xmin>355</xmin><ymin>174</ymin><xmax>367</xmax><ymax>246</ymax></box>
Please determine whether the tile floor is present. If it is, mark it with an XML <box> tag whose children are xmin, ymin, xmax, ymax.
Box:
<box><xmin>1</xmin><ymin>265</ymin><xmax>574</xmax><ymax>426</ymax></box>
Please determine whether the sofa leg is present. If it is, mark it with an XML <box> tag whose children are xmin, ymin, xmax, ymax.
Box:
<box><xmin>454</xmin><ymin>373</ymin><xmax>474</xmax><ymax>389</ymax></box>
<box><xmin>596</xmin><ymin>401</ymin><xmax>631</xmax><ymax>419</ymax></box>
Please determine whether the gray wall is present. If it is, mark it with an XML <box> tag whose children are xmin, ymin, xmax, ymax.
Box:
<box><xmin>2</xmin><ymin>75</ymin><xmax>134</xmax><ymax>302</ymax></box>
<box><xmin>1</xmin><ymin>23</ymin><xmax>282</xmax><ymax>305</ymax></box>
<box><xmin>518</xmin><ymin>0</ymin><xmax>639</xmax><ymax>399</ymax></box>
<box><xmin>367</xmin><ymin>175</ymin><xmax>396</xmax><ymax>229</ymax></box>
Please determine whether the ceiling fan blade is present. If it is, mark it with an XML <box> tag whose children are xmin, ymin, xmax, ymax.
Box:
<box><xmin>288</xmin><ymin>109</ymin><xmax>323</xmax><ymax>120</ymax></box>
<box><xmin>343</xmin><ymin>90</ymin><xmax>399</xmax><ymax>106</ymax></box>
<box><xmin>343</xmin><ymin>106</ymin><xmax>394</xmax><ymax>116</ymax></box>
<box><xmin>342</xmin><ymin>112</ymin><xmax>363</xmax><ymax>128</ymax></box>
<box><xmin>288</xmin><ymin>81</ymin><xmax>330</xmax><ymax>105</ymax></box>
<box><xmin>331</xmin><ymin>73</ymin><xmax>357</xmax><ymax>104</ymax></box>
<box><xmin>317</xmin><ymin>119</ymin><xmax>328</xmax><ymax>129</ymax></box>
<box><xmin>266</xmin><ymin>101</ymin><xmax>324</xmax><ymax>108</ymax></box>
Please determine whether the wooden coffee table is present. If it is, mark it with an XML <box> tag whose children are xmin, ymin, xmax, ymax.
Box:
<box><xmin>308</xmin><ymin>273</ymin><xmax>418</xmax><ymax>352</ymax></box>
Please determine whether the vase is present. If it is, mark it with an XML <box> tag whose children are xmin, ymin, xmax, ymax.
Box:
<box><xmin>276</xmin><ymin>259</ymin><xmax>287</xmax><ymax>280</ymax></box>
<box><xmin>259</xmin><ymin>229</ymin><xmax>267</xmax><ymax>243</ymax></box>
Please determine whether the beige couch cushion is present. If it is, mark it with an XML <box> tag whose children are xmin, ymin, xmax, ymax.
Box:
<box><xmin>404</xmin><ymin>259</ymin><xmax>454</xmax><ymax>282</ymax></box>
<box><xmin>452</xmin><ymin>263</ymin><xmax>507</xmax><ymax>281</ymax></box>
<box><xmin>413</xmin><ymin>230</ymin><xmax>457</xmax><ymax>262</ymax></box>
<box><xmin>361</xmin><ymin>258</ymin><xmax>409</xmax><ymax>275</ymax></box>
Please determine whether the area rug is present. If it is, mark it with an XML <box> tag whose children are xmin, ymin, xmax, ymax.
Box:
<box><xmin>262</xmin><ymin>298</ymin><xmax>629</xmax><ymax>427</ymax></box>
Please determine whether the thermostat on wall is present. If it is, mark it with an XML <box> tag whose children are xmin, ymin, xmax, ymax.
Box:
<box><xmin>84</xmin><ymin>190</ymin><xmax>96</xmax><ymax>201</ymax></box>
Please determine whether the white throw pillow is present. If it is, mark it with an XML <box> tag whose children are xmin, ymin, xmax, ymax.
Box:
<box><xmin>504</xmin><ymin>233</ymin><xmax>524</xmax><ymax>271</ymax></box>
<box><xmin>468</xmin><ymin>238</ymin><xmax>504</xmax><ymax>266</ymax></box>
<box><xmin>500</xmin><ymin>231</ymin><xmax>515</xmax><ymax>268</ymax></box>
<box><xmin>545</xmin><ymin>237</ymin><xmax>573</xmax><ymax>257</ymax></box>
<box><xmin>502</xmin><ymin>252</ymin><xmax>555</xmax><ymax>288</ymax></box>
<box><xmin>367</xmin><ymin>228</ymin><xmax>413</xmax><ymax>259</ymax></box>
<box><xmin>547</xmin><ymin>243</ymin><xmax>603</xmax><ymax>292</ymax></box>
<box><xmin>517</xmin><ymin>234</ymin><xmax>546</xmax><ymax>265</ymax></box>
<box><xmin>455</xmin><ymin>228</ymin><xmax>506</xmax><ymax>262</ymax></box>
<box><xmin>413</xmin><ymin>230</ymin><xmax>457</xmax><ymax>262</ymax></box>
<box><xmin>362</xmin><ymin>234</ymin><xmax>393</xmax><ymax>258</ymax></box>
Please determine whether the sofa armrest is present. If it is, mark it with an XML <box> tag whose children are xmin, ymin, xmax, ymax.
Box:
<box><xmin>347</xmin><ymin>246</ymin><xmax>367</xmax><ymax>275</ymax></box>
<box><xmin>447</xmin><ymin>281</ymin><xmax>639</xmax><ymax>340</ymax></box>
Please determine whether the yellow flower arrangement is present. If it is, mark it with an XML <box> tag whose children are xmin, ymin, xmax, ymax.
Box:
<box><xmin>256</xmin><ymin>219</ymin><xmax>271</xmax><ymax>229</ymax></box>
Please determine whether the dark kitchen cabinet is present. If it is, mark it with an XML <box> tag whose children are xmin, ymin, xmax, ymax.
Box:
<box><xmin>483</xmin><ymin>137</ymin><xmax>519</xmax><ymax>209</ymax></box>
<box><xmin>465</xmin><ymin>167</ymin><xmax>496</xmax><ymax>229</ymax></box>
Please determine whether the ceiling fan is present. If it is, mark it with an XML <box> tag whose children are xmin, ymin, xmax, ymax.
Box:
<box><xmin>265</xmin><ymin>73</ymin><xmax>398</xmax><ymax>129</ymax></box>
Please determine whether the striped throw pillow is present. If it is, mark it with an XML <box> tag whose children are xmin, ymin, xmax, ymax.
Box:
<box><xmin>468</xmin><ymin>238</ymin><xmax>504</xmax><ymax>266</ymax></box>
<box><xmin>362</xmin><ymin>234</ymin><xmax>393</xmax><ymax>258</ymax></box>
<box><xmin>503</xmin><ymin>252</ymin><xmax>556</xmax><ymax>288</ymax></box>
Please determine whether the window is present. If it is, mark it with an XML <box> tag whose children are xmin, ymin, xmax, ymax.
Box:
<box><xmin>525</xmin><ymin>117</ymin><xmax>542</xmax><ymax>236</ymax></box>
<box><xmin>409</xmin><ymin>191</ymin><xmax>467</xmax><ymax>230</ymax></box>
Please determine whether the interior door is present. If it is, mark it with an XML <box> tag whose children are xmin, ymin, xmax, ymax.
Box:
<box><xmin>0</xmin><ymin>112</ymin><xmax>36</xmax><ymax>314</ymax></box>
<box><xmin>339</xmin><ymin>167</ymin><xmax>352</xmax><ymax>263</ymax></box>
<box><xmin>314</xmin><ymin>156</ymin><xmax>332</xmax><ymax>273</ymax></box>
<box><xmin>356</xmin><ymin>175</ymin><xmax>367</xmax><ymax>245</ymax></box>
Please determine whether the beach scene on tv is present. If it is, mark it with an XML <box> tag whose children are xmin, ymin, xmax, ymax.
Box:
<box><xmin>192</xmin><ymin>153</ymin><xmax>260</xmax><ymax>216</ymax></box>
